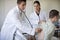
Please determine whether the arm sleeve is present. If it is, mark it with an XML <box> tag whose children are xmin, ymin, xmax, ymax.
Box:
<box><xmin>41</xmin><ymin>23</ymin><xmax>55</xmax><ymax>40</ymax></box>
<box><xmin>45</xmin><ymin>25</ymin><xmax>55</xmax><ymax>36</ymax></box>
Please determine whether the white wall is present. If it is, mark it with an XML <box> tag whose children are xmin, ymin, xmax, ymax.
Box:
<box><xmin>0</xmin><ymin>0</ymin><xmax>17</xmax><ymax>31</ymax></box>
<box><xmin>39</xmin><ymin>0</ymin><xmax>60</xmax><ymax>14</ymax></box>
<box><xmin>0</xmin><ymin>0</ymin><xmax>5</xmax><ymax>31</ymax></box>
<box><xmin>0</xmin><ymin>0</ymin><xmax>60</xmax><ymax>31</ymax></box>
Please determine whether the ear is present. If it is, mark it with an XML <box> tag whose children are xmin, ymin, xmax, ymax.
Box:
<box><xmin>52</xmin><ymin>16</ymin><xmax>56</xmax><ymax>21</ymax></box>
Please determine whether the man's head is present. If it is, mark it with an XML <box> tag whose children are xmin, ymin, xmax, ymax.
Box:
<box><xmin>17</xmin><ymin>0</ymin><xmax>26</xmax><ymax>11</ymax></box>
<box><xmin>49</xmin><ymin>9</ymin><xmax>59</xmax><ymax>22</ymax></box>
<box><xmin>33</xmin><ymin>1</ymin><xmax>41</xmax><ymax>13</ymax></box>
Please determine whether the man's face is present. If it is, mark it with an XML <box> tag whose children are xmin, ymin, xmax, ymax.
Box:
<box><xmin>18</xmin><ymin>1</ymin><xmax>26</xmax><ymax>10</ymax></box>
<box><xmin>34</xmin><ymin>3</ymin><xmax>41</xmax><ymax>12</ymax></box>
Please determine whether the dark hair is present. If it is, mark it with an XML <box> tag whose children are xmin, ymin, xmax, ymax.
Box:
<box><xmin>49</xmin><ymin>9</ymin><xmax>59</xmax><ymax>18</ymax></box>
<box><xmin>34</xmin><ymin>1</ymin><xmax>40</xmax><ymax>6</ymax></box>
<box><xmin>17</xmin><ymin>0</ymin><xmax>26</xmax><ymax>4</ymax></box>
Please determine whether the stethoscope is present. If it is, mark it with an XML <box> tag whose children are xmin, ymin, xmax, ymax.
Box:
<box><xmin>13</xmin><ymin>11</ymin><xmax>33</xmax><ymax>40</ymax></box>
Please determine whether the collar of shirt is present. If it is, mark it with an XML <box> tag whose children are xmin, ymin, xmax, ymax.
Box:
<box><xmin>34</xmin><ymin>11</ymin><xmax>40</xmax><ymax>16</ymax></box>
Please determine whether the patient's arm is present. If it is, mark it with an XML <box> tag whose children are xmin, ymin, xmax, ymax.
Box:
<box><xmin>37</xmin><ymin>31</ymin><xmax>44</xmax><ymax>40</ymax></box>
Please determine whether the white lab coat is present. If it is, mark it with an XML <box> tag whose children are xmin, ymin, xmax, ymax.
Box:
<box><xmin>40</xmin><ymin>19</ymin><xmax>55</xmax><ymax>40</ymax></box>
<box><xmin>29</xmin><ymin>11</ymin><xmax>48</xmax><ymax>28</ymax></box>
<box><xmin>1</xmin><ymin>6</ymin><xmax>35</xmax><ymax>40</ymax></box>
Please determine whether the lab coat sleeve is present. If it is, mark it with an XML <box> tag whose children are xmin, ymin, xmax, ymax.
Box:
<box><xmin>11</xmin><ymin>13</ymin><xmax>35</xmax><ymax>36</ymax></box>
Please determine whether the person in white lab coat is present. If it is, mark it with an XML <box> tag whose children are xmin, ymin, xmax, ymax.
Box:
<box><xmin>1</xmin><ymin>0</ymin><xmax>41</xmax><ymax>40</ymax></box>
<box><xmin>29</xmin><ymin>1</ymin><xmax>48</xmax><ymax>40</ymax></box>
<box><xmin>29</xmin><ymin>1</ymin><xmax>48</xmax><ymax>28</ymax></box>
<box><xmin>39</xmin><ymin>9</ymin><xmax>59</xmax><ymax>40</ymax></box>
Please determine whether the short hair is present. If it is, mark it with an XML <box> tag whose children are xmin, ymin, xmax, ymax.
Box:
<box><xmin>34</xmin><ymin>1</ymin><xmax>40</xmax><ymax>6</ymax></box>
<box><xmin>49</xmin><ymin>9</ymin><xmax>59</xmax><ymax>18</ymax></box>
<box><xmin>17</xmin><ymin>0</ymin><xmax>26</xmax><ymax>4</ymax></box>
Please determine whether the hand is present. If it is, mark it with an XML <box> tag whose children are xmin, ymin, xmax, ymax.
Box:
<box><xmin>38</xmin><ymin>20</ymin><xmax>45</xmax><ymax>24</ymax></box>
<box><xmin>35</xmin><ymin>28</ymin><xmax>42</xmax><ymax>33</ymax></box>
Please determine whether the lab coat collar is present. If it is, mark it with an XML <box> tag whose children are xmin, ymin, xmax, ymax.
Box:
<box><xmin>34</xmin><ymin>11</ymin><xmax>40</xmax><ymax>17</ymax></box>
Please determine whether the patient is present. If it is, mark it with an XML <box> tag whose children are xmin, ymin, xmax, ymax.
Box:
<box><xmin>38</xmin><ymin>9</ymin><xmax>59</xmax><ymax>40</ymax></box>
